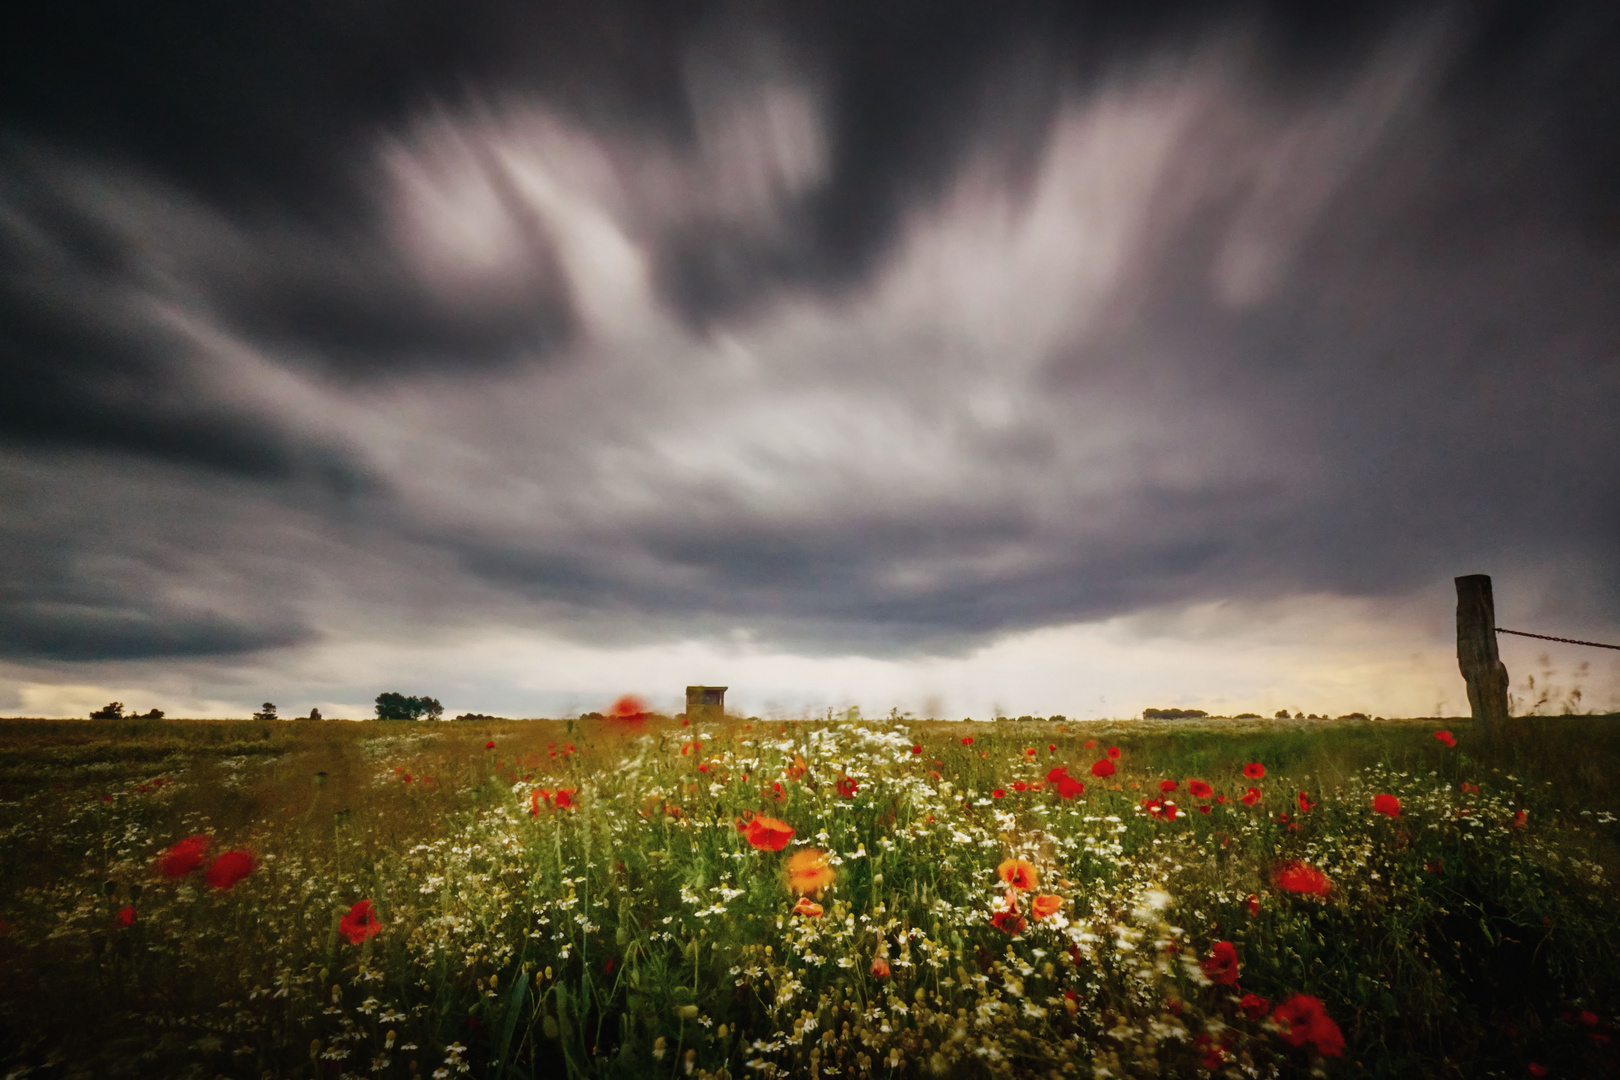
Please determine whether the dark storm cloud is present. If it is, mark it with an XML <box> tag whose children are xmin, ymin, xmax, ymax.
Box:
<box><xmin>0</xmin><ymin>148</ymin><xmax>377</xmax><ymax>489</ymax></box>
<box><xmin>0</xmin><ymin>0</ymin><xmax>1617</xmax><ymax>672</ymax></box>
<box><xmin>0</xmin><ymin>457</ymin><xmax>323</xmax><ymax>661</ymax></box>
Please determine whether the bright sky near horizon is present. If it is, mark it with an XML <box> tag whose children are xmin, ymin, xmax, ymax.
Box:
<box><xmin>2</xmin><ymin>2</ymin><xmax>1618</xmax><ymax>720</ymax></box>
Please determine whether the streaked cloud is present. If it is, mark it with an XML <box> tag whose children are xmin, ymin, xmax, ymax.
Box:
<box><xmin>1</xmin><ymin>2</ymin><xmax>1616</xmax><ymax>716</ymax></box>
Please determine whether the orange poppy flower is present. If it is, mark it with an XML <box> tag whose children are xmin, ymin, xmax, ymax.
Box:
<box><xmin>791</xmin><ymin>896</ymin><xmax>823</xmax><ymax>917</ymax></box>
<box><xmin>997</xmin><ymin>858</ymin><xmax>1038</xmax><ymax>891</ymax></box>
<box><xmin>744</xmin><ymin>815</ymin><xmax>795</xmax><ymax>851</ymax></box>
<box><xmin>870</xmin><ymin>956</ymin><xmax>891</xmax><ymax>978</ymax></box>
<box><xmin>785</xmin><ymin>848</ymin><xmax>836</xmax><ymax>896</ymax></box>
<box><xmin>1031</xmin><ymin>894</ymin><xmax>1064</xmax><ymax>921</ymax></box>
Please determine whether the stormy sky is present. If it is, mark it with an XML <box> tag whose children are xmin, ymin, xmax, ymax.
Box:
<box><xmin>2</xmin><ymin>1</ymin><xmax>1618</xmax><ymax>720</ymax></box>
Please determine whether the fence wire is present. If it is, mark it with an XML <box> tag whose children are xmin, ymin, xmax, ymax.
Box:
<box><xmin>1495</xmin><ymin>627</ymin><xmax>1620</xmax><ymax>651</ymax></box>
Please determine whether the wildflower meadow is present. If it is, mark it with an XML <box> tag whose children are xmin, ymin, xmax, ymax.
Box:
<box><xmin>1</xmin><ymin>711</ymin><xmax>1617</xmax><ymax>1079</ymax></box>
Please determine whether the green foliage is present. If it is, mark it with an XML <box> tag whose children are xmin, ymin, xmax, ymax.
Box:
<box><xmin>374</xmin><ymin>692</ymin><xmax>444</xmax><ymax>720</ymax></box>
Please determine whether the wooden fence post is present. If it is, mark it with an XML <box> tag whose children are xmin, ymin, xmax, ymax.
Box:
<box><xmin>1455</xmin><ymin>574</ymin><xmax>1511</xmax><ymax>724</ymax></box>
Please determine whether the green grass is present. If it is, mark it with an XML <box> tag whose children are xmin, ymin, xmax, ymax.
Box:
<box><xmin>0</xmin><ymin>713</ymin><xmax>1616</xmax><ymax>1079</ymax></box>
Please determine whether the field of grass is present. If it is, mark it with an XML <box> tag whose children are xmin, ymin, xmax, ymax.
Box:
<box><xmin>1</xmin><ymin>712</ymin><xmax>1617</xmax><ymax>1079</ymax></box>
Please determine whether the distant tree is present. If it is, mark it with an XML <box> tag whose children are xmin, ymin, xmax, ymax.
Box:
<box><xmin>306</xmin><ymin>708</ymin><xmax>322</xmax><ymax>721</ymax></box>
<box><xmin>1143</xmin><ymin>708</ymin><xmax>1209</xmax><ymax>720</ymax></box>
<box><xmin>252</xmin><ymin>702</ymin><xmax>278</xmax><ymax>722</ymax></box>
<box><xmin>90</xmin><ymin>702</ymin><xmax>124</xmax><ymax>719</ymax></box>
<box><xmin>139</xmin><ymin>708</ymin><xmax>164</xmax><ymax>720</ymax></box>
<box><xmin>375</xmin><ymin>693</ymin><xmax>442</xmax><ymax>720</ymax></box>
<box><xmin>1275</xmin><ymin>709</ymin><xmax>1291</xmax><ymax>719</ymax></box>
<box><xmin>375</xmin><ymin>692</ymin><xmax>409</xmax><ymax>720</ymax></box>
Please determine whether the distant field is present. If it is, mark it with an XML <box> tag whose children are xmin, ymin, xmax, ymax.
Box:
<box><xmin>1</xmin><ymin>713</ymin><xmax>1617</xmax><ymax>1079</ymax></box>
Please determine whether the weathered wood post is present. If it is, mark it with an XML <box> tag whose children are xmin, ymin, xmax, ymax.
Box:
<box><xmin>1455</xmin><ymin>574</ymin><xmax>1511</xmax><ymax>724</ymax></box>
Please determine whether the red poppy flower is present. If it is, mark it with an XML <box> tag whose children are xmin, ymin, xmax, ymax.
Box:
<box><xmin>1013</xmin><ymin>781</ymin><xmax>1028</xmax><ymax>792</ymax></box>
<box><xmin>1188</xmin><ymin>779</ymin><xmax>1213</xmax><ymax>799</ymax></box>
<box><xmin>910</xmin><ymin>745</ymin><xmax>922</xmax><ymax>755</ymax></box>
<box><xmin>992</xmin><ymin>788</ymin><xmax>1006</xmax><ymax>799</ymax></box>
<box><xmin>1201</xmin><ymin>941</ymin><xmax>1240</xmax><ymax>985</ymax></box>
<box><xmin>484</xmin><ymin>741</ymin><xmax>495</xmax><ymax>750</ymax></box>
<box><xmin>553</xmin><ymin>788</ymin><xmax>576</xmax><ymax>809</ymax></box>
<box><xmin>1434</xmin><ymin>730</ymin><xmax>1456</xmax><ymax>747</ymax></box>
<box><xmin>155</xmin><ymin>834</ymin><xmax>211</xmax><ymax>879</ymax></box>
<box><xmin>1242</xmin><ymin>762</ymin><xmax>1265</xmax><ymax>779</ymax></box>
<box><xmin>1090</xmin><ymin>759</ymin><xmax>1116</xmax><ymax>778</ymax></box>
<box><xmin>1272</xmin><ymin>994</ymin><xmax>1344</xmax><ymax>1057</ymax></box>
<box><xmin>607</xmin><ymin>695</ymin><xmax>649</xmax><ymax>724</ymax></box>
<box><xmin>117</xmin><ymin>905</ymin><xmax>136</xmax><ymax>927</ymax></box>
<box><xmin>1198</xmin><ymin>804</ymin><xmax>1211</xmax><ymax>814</ymax></box>
<box><xmin>1372</xmin><ymin>793</ymin><xmax>1401</xmax><ymax>818</ymax></box>
<box><xmin>836</xmin><ymin>776</ymin><xmax>859</xmax><ymax>799</ymax></box>
<box><xmin>961</xmin><ymin>736</ymin><xmax>974</xmax><ymax>746</ymax></box>
<box><xmin>744</xmin><ymin>816</ymin><xmax>795</xmax><ymax>851</ymax></box>
<box><xmin>1238</xmin><ymin>992</ymin><xmax>1270</xmax><ymax>1021</ymax></box>
<box><xmin>205</xmin><ymin>850</ymin><xmax>256</xmax><ymax>890</ymax></box>
<box><xmin>1046</xmin><ymin>765</ymin><xmax>1086</xmax><ymax>798</ymax></box>
<box><xmin>1272</xmin><ymin>860</ymin><xmax>1332</xmax><ymax>897</ymax></box>
<box><xmin>1244</xmin><ymin>893</ymin><xmax>1260</xmax><ymax>916</ymax></box>
<box><xmin>1297</xmin><ymin>791</ymin><xmax>1317</xmax><ymax>813</ymax></box>
<box><xmin>870</xmin><ymin>956</ymin><xmax>891</xmax><ymax>978</ymax></box>
<box><xmin>1528</xmin><ymin>1065</ymin><xmax>1548</xmax><ymax>1077</ymax></box>
<box><xmin>1216</xmin><ymin>794</ymin><xmax>1227</xmax><ymax>804</ymax></box>
<box><xmin>530</xmin><ymin>788</ymin><xmax>552</xmax><ymax>815</ymax></box>
<box><xmin>1047</xmin><ymin>743</ymin><xmax>1057</xmax><ymax>752</ymax></box>
<box><xmin>1024</xmin><ymin>748</ymin><xmax>1037</xmax><ymax>757</ymax></box>
<box><xmin>1159</xmin><ymin>779</ymin><xmax>1179</xmax><ymax>793</ymax></box>
<box><xmin>339</xmin><ymin>900</ymin><xmax>383</xmax><ymax>944</ymax></box>
<box><xmin>1241</xmin><ymin>787</ymin><xmax>1261</xmax><ymax>806</ymax></box>
<box><xmin>1031</xmin><ymin>894</ymin><xmax>1064</xmax><ymax>921</ymax></box>
<box><xmin>402</xmin><ymin>773</ymin><xmax>412</xmax><ymax>784</ymax></box>
<box><xmin>1513</xmin><ymin>809</ymin><xmax>1527</xmax><ymax>828</ymax></box>
<box><xmin>990</xmin><ymin>908</ymin><xmax>1026</xmax><ymax>935</ymax></box>
<box><xmin>1106</xmin><ymin>746</ymin><xmax>1120</xmax><ymax>759</ymax></box>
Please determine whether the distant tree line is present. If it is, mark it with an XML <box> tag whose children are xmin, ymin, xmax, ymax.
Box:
<box><xmin>89</xmin><ymin>702</ymin><xmax>163</xmax><ymax>720</ymax></box>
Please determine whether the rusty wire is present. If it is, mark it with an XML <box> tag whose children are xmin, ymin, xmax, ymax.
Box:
<box><xmin>1495</xmin><ymin>627</ymin><xmax>1620</xmax><ymax>651</ymax></box>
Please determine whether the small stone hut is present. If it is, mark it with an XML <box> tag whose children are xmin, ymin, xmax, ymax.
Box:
<box><xmin>685</xmin><ymin>686</ymin><xmax>727</xmax><ymax>722</ymax></box>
